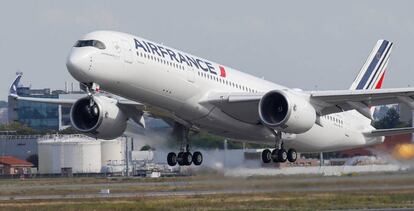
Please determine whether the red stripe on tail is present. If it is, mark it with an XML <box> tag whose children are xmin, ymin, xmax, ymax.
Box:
<box><xmin>375</xmin><ymin>71</ymin><xmax>386</xmax><ymax>89</ymax></box>
<box><xmin>219</xmin><ymin>66</ymin><xmax>226</xmax><ymax>77</ymax></box>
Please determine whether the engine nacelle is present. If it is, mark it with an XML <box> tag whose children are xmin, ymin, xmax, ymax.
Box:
<box><xmin>258</xmin><ymin>90</ymin><xmax>316</xmax><ymax>134</ymax></box>
<box><xmin>70</xmin><ymin>95</ymin><xmax>128</xmax><ymax>140</ymax></box>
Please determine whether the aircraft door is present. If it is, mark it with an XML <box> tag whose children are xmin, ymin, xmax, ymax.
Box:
<box><xmin>186</xmin><ymin>67</ymin><xmax>196</xmax><ymax>83</ymax></box>
<box><xmin>112</xmin><ymin>40</ymin><xmax>122</xmax><ymax>58</ymax></box>
<box><xmin>121</xmin><ymin>39</ymin><xmax>133</xmax><ymax>64</ymax></box>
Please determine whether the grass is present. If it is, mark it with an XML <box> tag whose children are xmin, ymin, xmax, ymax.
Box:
<box><xmin>0</xmin><ymin>191</ymin><xmax>414</xmax><ymax>211</ymax></box>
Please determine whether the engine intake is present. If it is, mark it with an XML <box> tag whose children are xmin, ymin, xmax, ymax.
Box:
<box><xmin>258</xmin><ymin>90</ymin><xmax>316</xmax><ymax>134</ymax></box>
<box><xmin>70</xmin><ymin>95</ymin><xmax>128</xmax><ymax>140</ymax></box>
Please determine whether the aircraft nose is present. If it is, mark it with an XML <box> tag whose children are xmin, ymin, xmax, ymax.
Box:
<box><xmin>66</xmin><ymin>50</ymin><xmax>92</xmax><ymax>82</ymax></box>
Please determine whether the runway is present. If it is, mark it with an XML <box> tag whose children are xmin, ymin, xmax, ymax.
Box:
<box><xmin>0</xmin><ymin>171</ymin><xmax>413</xmax><ymax>201</ymax></box>
<box><xmin>1</xmin><ymin>182</ymin><xmax>414</xmax><ymax>201</ymax></box>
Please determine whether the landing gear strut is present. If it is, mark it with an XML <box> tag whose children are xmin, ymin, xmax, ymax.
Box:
<box><xmin>261</xmin><ymin>131</ymin><xmax>297</xmax><ymax>163</ymax></box>
<box><xmin>167</xmin><ymin>125</ymin><xmax>203</xmax><ymax>166</ymax></box>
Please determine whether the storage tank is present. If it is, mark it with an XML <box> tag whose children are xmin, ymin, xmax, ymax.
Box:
<box><xmin>101</xmin><ymin>139</ymin><xmax>125</xmax><ymax>166</ymax></box>
<box><xmin>38</xmin><ymin>136</ymin><xmax>102</xmax><ymax>174</ymax></box>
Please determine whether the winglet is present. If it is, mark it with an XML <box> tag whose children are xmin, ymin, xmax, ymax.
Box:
<box><xmin>9</xmin><ymin>73</ymin><xmax>22</xmax><ymax>98</ymax></box>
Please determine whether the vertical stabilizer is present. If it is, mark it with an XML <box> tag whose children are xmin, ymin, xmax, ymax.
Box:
<box><xmin>350</xmin><ymin>40</ymin><xmax>393</xmax><ymax>90</ymax></box>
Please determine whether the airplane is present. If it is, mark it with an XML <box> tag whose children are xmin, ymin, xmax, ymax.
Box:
<box><xmin>9</xmin><ymin>31</ymin><xmax>414</xmax><ymax>167</ymax></box>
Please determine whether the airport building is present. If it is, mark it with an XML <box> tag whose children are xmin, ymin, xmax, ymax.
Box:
<box><xmin>57</xmin><ymin>93</ymin><xmax>85</xmax><ymax>130</ymax></box>
<box><xmin>0</xmin><ymin>156</ymin><xmax>33</xmax><ymax>175</ymax></box>
<box><xmin>8</xmin><ymin>87</ymin><xmax>60</xmax><ymax>131</ymax></box>
<box><xmin>0</xmin><ymin>101</ymin><xmax>7</xmax><ymax>124</ymax></box>
<box><xmin>0</xmin><ymin>134</ymin><xmax>40</xmax><ymax>162</ymax></box>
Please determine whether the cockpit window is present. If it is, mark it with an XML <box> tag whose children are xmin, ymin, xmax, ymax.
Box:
<box><xmin>74</xmin><ymin>40</ymin><xmax>106</xmax><ymax>50</ymax></box>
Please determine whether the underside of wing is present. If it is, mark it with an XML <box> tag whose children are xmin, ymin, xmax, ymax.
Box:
<box><xmin>9</xmin><ymin>74</ymin><xmax>82</xmax><ymax>106</ymax></box>
<box><xmin>364</xmin><ymin>127</ymin><xmax>414</xmax><ymax>137</ymax></box>
<box><xmin>201</xmin><ymin>91</ymin><xmax>263</xmax><ymax>124</ymax></box>
<box><xmin>309</xmin><ymin>88</ymin><xmax>414</xmax><ymax>117</ymax></box>
<box><xmin>10</xmin><ymin>95</ymin><xmax>79</xmax><ymax>105</ymax></box>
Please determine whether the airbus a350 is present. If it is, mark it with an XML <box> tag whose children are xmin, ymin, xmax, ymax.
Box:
<box><xmin>10</xmin><ymin>31</ymin><xmax>414</xmax><ymax>166</ymax></box>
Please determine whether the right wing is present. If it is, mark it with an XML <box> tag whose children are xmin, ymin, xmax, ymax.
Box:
<box><xmin>308</xmin><ymin>87</ymin><xmax>414</xmax><ymax>118</ymax></box>
<box><xmin>8</xmin><ymin>74</ymin><xmax>191</xmax><ymax>129</ymax></box>
<box><xmin>9</xmin><ymin>74</ymin><xmax>80</xmax><ymax>105</ymax></box>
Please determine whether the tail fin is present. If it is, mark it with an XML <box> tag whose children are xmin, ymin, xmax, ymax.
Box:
<box><xmin>350</xmin><ymin>40</ymin><xmax>393</xmax><ymax>90</ymax></box>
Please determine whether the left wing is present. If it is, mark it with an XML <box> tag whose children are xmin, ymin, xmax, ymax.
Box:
<box><xmin>308</xmin><ymin>87</ymin><xmax>414</xmax><ymax>118</ymax></box>
<box><xmin>200</xmin><ymin>91</ymin><xmax>263</xmax><ymax>124</ymax></box>
<box><xmin>364</xmin><ymin>127</ymin><xmax>414</xmax><ymax>137</ymax></box>
<box><xmin>205</xmin><ymin>87</ymin><xmax>414</xmax><ymax>124</ymax></box>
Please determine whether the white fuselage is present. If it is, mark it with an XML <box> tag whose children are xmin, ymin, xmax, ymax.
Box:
<box><xmin>66</xmin><ymin>31</ymin><xmax>383</xmax><ymax>153</ymax></box>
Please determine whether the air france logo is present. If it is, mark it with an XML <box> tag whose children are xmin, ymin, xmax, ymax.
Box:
<box><xmin>134</xmin><ymin>38</ymin><xmax>226</xmax><ymax>78</ymax></box>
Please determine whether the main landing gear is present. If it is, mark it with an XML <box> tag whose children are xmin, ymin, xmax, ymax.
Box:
<box><xmin>261</xmin><ymin>132</ymin><xmax>297</xmax><ymax>163</ymax></box>
<box><xmin>167</xmin><ymin>125</ymin><xmax>203</xmax><ymax>166</ymax></box>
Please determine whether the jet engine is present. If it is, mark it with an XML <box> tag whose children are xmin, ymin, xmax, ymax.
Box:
<box><xmin>70</xmin><ymin>95</ymin><xmax>128</xmax><ymax>140</ymax></box>
<box><xmin>258</xmin><ymin>90</ymin><xmax>316</xmax><ymax>134</ymax></box>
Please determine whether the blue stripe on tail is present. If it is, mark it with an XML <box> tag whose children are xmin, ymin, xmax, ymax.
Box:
<box><xmin>356</xmin><ymin>40</ymin><xmax>389</xmax><ymax>90</ymax></box>
<box><xmin>365</xmin><ymin>42</ymin><xmax>393</xmax><ymax>89</ymax></box>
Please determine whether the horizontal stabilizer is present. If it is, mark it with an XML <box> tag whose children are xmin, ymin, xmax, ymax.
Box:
<box><xmin>364</xmin><ymin>127</ymin><xmax>414</xmax><ymax>137</ymax></box>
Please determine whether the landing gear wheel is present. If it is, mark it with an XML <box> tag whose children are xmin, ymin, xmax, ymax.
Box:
<box><xmin>277</xmin><ymin>149</ymin><xmax>288</xmax><ymax>163</ymax></box>
<box><xmin>287</xmin><ymin>149</ymin><xmax>297</xmax><ymax>162</ymax></box>
<box><xmin>183</xmin><ymin>152</ymin><xmax>193</xmax><ymax>166</ymax></box>
<box><xmin>167</xmin><ymin>152</ymin><xmax>177</xmax><ymax>166</ymax></box>
<box><xmin>262</xmin><ymin>149</ymin><xmax>272</xmax><ymax>163</ymax></box>
<box><xmin>177</xmin><ymin>152</ymin><xmax>185</xmax><ymax>166</ymax></box>
<box><xmin>271</xmin><ymin>149</ymin><xmax>279</xmax><ymax>163</ymax></box>
<box><xmin>192</xmin><ymin>151</ymin><xmax>203</xmax><ymax>166</ymax></box>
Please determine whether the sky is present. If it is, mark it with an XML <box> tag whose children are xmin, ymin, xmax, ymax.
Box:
<box><xmin>1</xmin><ymin>1</ymin><xmax>414</xmax><ymax>101</ymax></box>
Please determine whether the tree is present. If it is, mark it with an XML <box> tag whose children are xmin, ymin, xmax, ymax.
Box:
<box><xmin>59</xmin><ymin>127</ymin><xmax>78</xmax><ymax>134</ymax></box>
<box><xmin>0</xmin><ymin>122</ymin><xmax>37</xmax><ymax>135</ymax></box>
<box><xmin>373</xmin><ymin>107</ymin><xmax>407</xmax><ymax>129</ymax></box>
<box><xmin>140</xmin><ymin>145</ymin><xmax>152</xmax><ymax>151</ymax></box>
<box><xmin>26</xmin><ymin>154</ymin><xmax>38</xmax><ymax>167</ymax></box>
